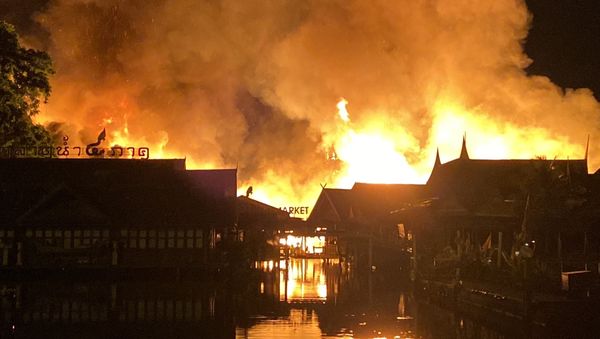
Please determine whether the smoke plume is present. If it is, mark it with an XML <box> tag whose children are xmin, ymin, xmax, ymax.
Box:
<box><xmin>3</xmin><ymin>0</ymin><xmax>600</xmax><ymax>207</ymax></box>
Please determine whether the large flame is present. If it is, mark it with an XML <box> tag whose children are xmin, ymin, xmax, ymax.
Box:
<box><xmin>17</xmin><ymin>0</ymin><xmax>598</xmax><ymax>216</ymax></box>
<box><xmin>328</xmin><ymin>97</ymin><xmax>584</xmax><ymax>190</ymax></box>
<box><xmin>332</xmin><ymin>98</ymin><xmax>424</xmax><ymax>187</ymax></box>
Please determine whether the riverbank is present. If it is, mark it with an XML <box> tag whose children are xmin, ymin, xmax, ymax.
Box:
<box><xmin>417</xmin><ymin>277</ymin><xmax>600</xmax><ymax>338</ymax></box>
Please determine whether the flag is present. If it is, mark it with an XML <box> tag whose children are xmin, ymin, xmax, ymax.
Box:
<box><xmin>481</xmin><ymin>232</ymin><xmax>492</xmax><ymax>251</ymax></box>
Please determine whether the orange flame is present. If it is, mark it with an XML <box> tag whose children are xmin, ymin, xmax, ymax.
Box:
<box><xmin>70</xmin><ymin>97</ymin><xmax>585</xmax><ymax>217</ymax></box>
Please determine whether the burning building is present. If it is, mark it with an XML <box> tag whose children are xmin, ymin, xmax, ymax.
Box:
<box><xmin>309</xmin><ymin>136</ymin><xmax>600</xmax><ymax>292</ymax></box>
<box><xmin>2</xmin><ymin>1</ymin><xmax>600</xmax><ymax>211</ymax></box>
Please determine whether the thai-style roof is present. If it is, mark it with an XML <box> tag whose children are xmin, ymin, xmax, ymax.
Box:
<box><xmin>308</xmin><ymin>184</ymin><xmax>427</xmax><ymax>226</ymax></box>
<box><xmin>310</xmin><ymin>135</ymin><xmax>592</xmax><ymax>229</ymax></box>
<box><xmin>307</xmin><ymin>188</ymin><xmax>353</xmax><ymax>226</ymax></box>
<box><xmin>427</xmin><ymin>156</ymin><xmax>588</xmax><ymax>217</ymax></box>
<box><xmin>237</xmin><ymin>195</ymin><xmax>290</xmax><ymax>228</ymax></box>
<box><xmin>0</xmin><ymin>158</ymin><xmax>236</xmax><ymax>229</ymax></box>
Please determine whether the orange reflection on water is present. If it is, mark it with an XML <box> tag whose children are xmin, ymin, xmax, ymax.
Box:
<box><xmin>280</xmin><ymin>258</ymin><xmax>334</xmax><ymax>302</ymax></box>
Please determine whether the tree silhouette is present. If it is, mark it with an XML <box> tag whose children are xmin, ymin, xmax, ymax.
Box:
<box><xmin>0</xmin><ymin>20</ymin><xmax>53</xmax><ymax>147</ymax></box>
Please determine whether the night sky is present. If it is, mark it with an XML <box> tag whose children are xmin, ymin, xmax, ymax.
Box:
<box><xmin>524</xmin><ymin>0</ymin><xmax>600</xmax><ymax>98</ymax></box>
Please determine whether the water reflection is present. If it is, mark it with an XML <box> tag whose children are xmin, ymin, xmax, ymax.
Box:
<box><xmin>0</xmin><ymin>261</ymin><xmax>536</xmax><ymax>338</ymax></box>
<box><xmin>281</xmin><ymin>258</ymin><xmax>332</xmax><ymax>302</ymax></box>
<box><xmin>0</xmin><ymin>281</ymin><xmax>234</xmax><ymax>339</ymax></box>
<box><xmin>240</xmin><ymin>258</ymin><xmax>526</xmax><ymax>339</ymax></box>
<box><xmin>242</xmin><ymin>258</ymin><xmax>415</xmax><ymax>338</ymax></box>
<box><xmin>236</xmin><ymin>309</ymin><xmax>323</xmax><ymax>339</ymax></box>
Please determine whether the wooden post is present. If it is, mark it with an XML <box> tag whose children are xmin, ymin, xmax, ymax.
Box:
<box><xmin>558</xmin><ymin>232</ymin><xmax>563</xmax><ymax>272</ymax></box>
<box><xmin>284</xmin><ymin>262</ymin><xmax>288</xmax><ymax>302</ymax></box>
<box><xmin>16</xmin><ymin>284</ymin><xmax>21</xmax><ymax>309</ymax></box>
<box><xmin>16</xmin><ymin>242</ymin><xmax>22</xmax><ymax>266</ymax></box>
<box><xmin>111</xmin><ymin>283</ymin><xmax>117</xmax><ymax>309</ymax></box>
<box><xmin>412</xmin><ymin>232</ymin><xmax>418</xmax><ymax>282</ymax></box>
<box><xmin>112</xmin><ymin>241</ymin><xmax>118</xmax><ymax>266</ymax></box>
<box><xmin>497</xmin><ymin>232</ymin><xmax>503</xmax><ymax>268</ymax></box>
<box><xmin>368</xmin><ymin>236</ymin><xmax>373</xmax><ymax>305</ymax></box>
<box><xmin>2</xmin><ymin>247</ymin><xmax>7</xmax><ymax>266</ymax></box>
<box><xmin>368</xmin><ymin>236</ymin><xmax>373</xmax><ymax>271</ymax></box>
<box><xmin>584</xmin><ymin>231</ymin><xmax>588</xmax><ymax>271</ymax></box>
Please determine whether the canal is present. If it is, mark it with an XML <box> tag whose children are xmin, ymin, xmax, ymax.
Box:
<box><xmin>0</xmin><ymin>259</ymin><xmax>537</xmax><ymax>338</ymax></box>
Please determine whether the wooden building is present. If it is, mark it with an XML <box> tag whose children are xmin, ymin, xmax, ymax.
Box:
<box><xmin>0</xmin><ymin>158</ymin><xmax>236</xmax><ymax>271</ymax></box>
<box><xmin>308</xmin><ymin>183</ymin><xmax>427</xmax><ymax>271</ymax></box>
<box><xmin>309</xmin><ymin>136</ymin><xmax>600</xmax><ymax>291</ymax></box>
<box><xmin>393</xmin><ymin>137</ymin><xmax>598</xmax><ymax>291</ymax></box>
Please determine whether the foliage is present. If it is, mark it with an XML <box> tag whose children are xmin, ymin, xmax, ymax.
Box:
<box><xmin>0</xmin><ymin>21</ymin><xmax>53</xmax><ymax>147</ymax></box>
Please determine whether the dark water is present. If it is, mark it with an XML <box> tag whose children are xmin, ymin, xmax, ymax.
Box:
<box><xmin>0</xmin><ymin>259</ymin><xmax>522</xmax><ymax>338</ymax></box>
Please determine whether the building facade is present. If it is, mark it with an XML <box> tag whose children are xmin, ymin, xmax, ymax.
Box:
<box><xmin>0</xmin><ymin>158</ymin><xmax>236</xmax><ymax>271</ymax></box>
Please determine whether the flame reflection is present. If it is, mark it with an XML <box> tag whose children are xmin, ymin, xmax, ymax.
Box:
<box><xmin>279</xmin><ymin>258</ymin><xmax>336</xmax><ymax>302</ymax></box>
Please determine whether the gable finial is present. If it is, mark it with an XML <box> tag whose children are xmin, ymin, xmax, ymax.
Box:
<box><xmin>584</xmin><ymin>134</ymin><xmax>590</xmax><ymax>173</ymax></box>
<box><xmin>585</xmin><ymin>134</ymin><xmax>590</xmax><ymax>160</ymax></box>
<box><xmin>460</xmin><ymin>133</ymin><xmax>469</xmax><ymax>160</ymax></box>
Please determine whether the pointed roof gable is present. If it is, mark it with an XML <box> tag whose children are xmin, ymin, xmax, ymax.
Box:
<box><xmin>585</xmin><ymin>134</ymin><xmax>590</xmax><ymax>173</ymax></box>
<box><xmin>460</xmin><ymin>134</ymin><xmax>469</xmax><ymax>160</ymax></box>
<box><xmin>434</xmin><ymin>148</ymin><xmax>442</xmax><ymax>167</ymax></box>
<box><xmin>426</xmin><ymin>157</ymin><xmax>588</xmax><ymax>214</ymax></box>
<box><xmin>308</xmin><ymin>188</ymin><xmax>352</xmax><ymax>225</ymax></box>
<box><xmin>308</xmin><ymin>183</ymin><xmax>428</xmax><ymax>227</ymax></box>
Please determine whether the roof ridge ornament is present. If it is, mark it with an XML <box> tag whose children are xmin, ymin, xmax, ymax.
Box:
<box><xmin>434</xmin><ymin>147</ymin><xmax>441</xmax><ymax>167</ymax></box>
<box><xmin>460</xmin><ymin>133</ymin><xmax>469</xmax><ymax>160</ymax></box>
<box><xmin>585</xmin><ymin>134</ymin><xmax>590</xmax><ymax>160</ymax></box>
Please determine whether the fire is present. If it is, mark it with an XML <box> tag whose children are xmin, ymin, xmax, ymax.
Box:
<box><xmin>73</xmin><ymin>97</ymin><xmax>586</xmax><ymax>216</ymax></box>
<box><xmin>430</xmin><ymin>97</ymin><xmax>584</xmax><ymax>162</ymax></box>
<box><xmin>329</xmin><ymin>97</ymin><xmax>585</xmax><ymax>190</ymax></box>
<box><xmin>331</xmin><ymin>99</ymin><xmax>426</xmax><ymax>188</ymax></box>
<box><xmin>41</xmin><ymin>96</ymin><xmax>586</xmax><ymax>218</ymax></box>
<box><xmin>336</xmin><ymin>98</ymin><xmax>350</xmax><ymax>122</ymax></box>
<box><xmin>332</xmin><ymin>98</ymin><xmax>426</xmax><ymax>184</ymax></box>
<box><xmin>100</xmin><ymin>116</ymin><xmax>171</xmax><ymax>159</ymax></box>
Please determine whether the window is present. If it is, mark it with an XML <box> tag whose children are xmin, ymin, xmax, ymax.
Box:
<box><xmin>139</xmin><ymin>230</ymin><xmax>147</xmax><ymax>249</ymax></box>
<box><xmin>83</xmin><ymin>230</ymin><xmax>91</xmax><ymax>247</ymax></box>
<box><xmin>158</xmin><ymin>231</ymin><xmax>166</xmax><ymax>249</ymax></box>
<box><xmin>148</xmin><ymin>230</ymin><xmax>156</xmax><ymax>249</ymax></box>
<box><xmin>54</xmin><ymin>230</ymin><xmax>62</xmax><ymax>247</ymax></box>
<box><xmin>74</xmin><ymin>230</ymin><xmax>81</xmax><ymax>248</ymax></box>
<box><xmin>64</xmin><ymin>230</ymin><xmax>72</xmax><ymax>249</ymax></box>
<box><xmin>129</xmin><ymin>230</ymin><xmax>137</xmax><ymax>249</ymax></box>
<box><xmin>186</xmin><ymin>230</ymin><xmax>194</xmax><ymax>248</ymax></box>
<box><xmin>92</xmin><ymin>230</ymin><xmax>100</xmax><ymax>246</ymax></box>
<box><xmin>176</xmin><ymin>230</ymin><xmax>184</xmax><ymax>249</ymax></box>
<box><xmin>195</xmin><ymin>230</ymin><xmax>203</xmax><ymax>248</ymax></box>
<box><xmin>167</xmin><ymin>231</ymin><xmax>175</xmax><ymax>248</ymax></box>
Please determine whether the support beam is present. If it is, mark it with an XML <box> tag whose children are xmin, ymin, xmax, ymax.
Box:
<box><xmin>497</xmin><ymin>232</ymin><xmax>503</xmax><ymax>268</ymax></box>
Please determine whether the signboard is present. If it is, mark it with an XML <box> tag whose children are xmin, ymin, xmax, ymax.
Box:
<box><xmin>280</xmin><ymin>206</ymin><xmax>310</xmax><ymax>216</ymax></box>
<box><xmin>0</xmin><ymin>129</ymin><xmax>150</xmax><ymax>159</ymax></box>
